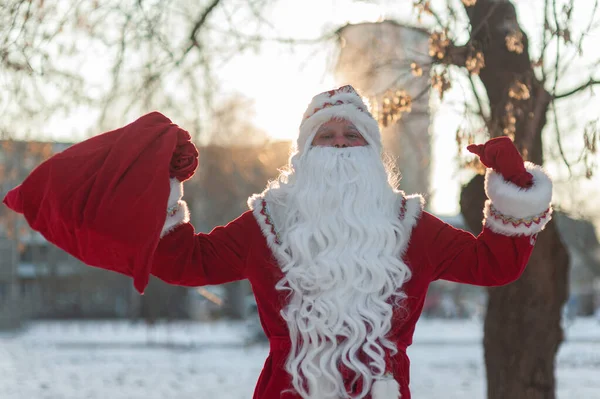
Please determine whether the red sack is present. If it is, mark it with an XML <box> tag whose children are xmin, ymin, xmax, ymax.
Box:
<box><xmin>2</xmin><ymin>112</ymin><xmax>198</xmax><ymax>294</ymax></box>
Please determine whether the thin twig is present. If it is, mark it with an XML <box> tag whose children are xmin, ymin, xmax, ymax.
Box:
<box><xmin>554</xmin><ymin>79</ymin><xmax>600</xmax><ymax>99</ymax></box>
<box><xmin>575</xmin><ymin>0</ymin><xmax>599</xmax><ymax>51</ymax></box>
<box><xmin>466</xmin><ymin>2</ymin><xmax>501</xmax><ymax>45</ymax></box>
<box><xmin>549</xmin><ymin>0</ymin><xmax>572</xmax><ymax>174</ymax></box>
<box><xmin>179</xmin><ymin>0</ymin><xmax>222</xmax><ymax>62</ymax></box>
<box><xmin>215</xmin><ymin>31</ymin><xmax>337</xmax><ymax>46</ymax></box>
<box><xmin>469</xmin><ymin>74</ymin><xmax>490</xmax><ymax>129</ymax></box>
<box><xmin>552</xmin><ymin>100</ymin><xmax>572</xmax><ymax>175</ymax></box>
<box><xmin>540</xmin><ymin>0</ymin><xmax>550</xmax><ymax>83</ymax></box>
<box><xmin>551</xmin><ymin>0</ymin><xmax>561</xmax><ymax>96</ymax></box>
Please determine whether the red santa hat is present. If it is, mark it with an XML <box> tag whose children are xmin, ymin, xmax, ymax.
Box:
<box><xmin>2</xmin><ymin>112</ymin><xmax>197</xmax><ymax>294</ymax></box>
<box><xmin>296</xmin><ymin>85</ymin><xmax>382</xmax><ymax>155</ymax></box>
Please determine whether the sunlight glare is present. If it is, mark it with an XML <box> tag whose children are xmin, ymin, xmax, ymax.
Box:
<box><xmin>251</xmin><ymin>79</ymin><xmax>337</xmax><ymax>143</ymax></box>
<box><xmin>242</xmin><ymin>1</ymin><xmax>384</xmax><ymax>142</ymax></box>
<box><xmin>343</xmin><ymin>2</ymin><xmax>385</xmax><ymax>25</ymax></box>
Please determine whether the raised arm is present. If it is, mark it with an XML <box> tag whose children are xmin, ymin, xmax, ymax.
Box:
<box><xmin>151</xmin><ymin>178</ymin><xmax>258</xmax><ymax>287</ymax></box>
<box><xmin>410</xmin><ymin>138</ymin><xmax>552</xmax><ymax>286</ymax></box>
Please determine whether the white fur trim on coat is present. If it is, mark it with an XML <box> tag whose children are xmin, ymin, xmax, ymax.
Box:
<box><xmin>483</xmin><ymin>162</ymin><xmax>552</xmax><ymax>236</ymax></box>
<box><xmin>248</xmin><ymin>192</ymin><xmax>425</xmax><ymax>258</ymax></box>
<box><xmin>372</xmin><ymin>377</ymin><xmax>401</xmax><ymax>399</ymax></box>
<box><xmin>160</xmin><ymin>178</ymin><xmax>190</xmax><ymax>238</ymax></box>
<box><xmin>248</xmin><ymin>194</ymin><xmax>282</xmax><ymax>261</ymax></box>
<box><xmin>401</xmin><ymin>194</ymin><xmax>425</xmax><ymax>241</ymax></box>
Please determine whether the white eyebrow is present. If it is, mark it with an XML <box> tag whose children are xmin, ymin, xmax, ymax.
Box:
<box><xmin>316</xmin><ymin>126</ymin><xmax>333</xmax><ymax>134</ymax></box>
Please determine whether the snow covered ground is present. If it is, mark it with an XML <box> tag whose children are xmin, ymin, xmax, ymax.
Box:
<box><xmin>1</xmin><ymin>317</ymin><xmax>598</xmax><ymax>399</ymax></box>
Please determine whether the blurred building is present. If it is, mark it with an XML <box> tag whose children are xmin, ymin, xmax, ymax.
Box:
<box><xmin>0</xmin><ymin>140</ymin><xmax>173</xmax><ymax>321</ymax></box>
<box><xmin>335</xmin><ymin>21</ymin><xmax>431</xmax><ymax>196</ymax></box>
<box><xmin>185</xmin><ymin>141</ymin><xmax>290</xmax><ymax>320</ymax></box>
<box><xmin>554</xmin><ymin>213</ymin><xmax>600</xmax><ymax>315</ymax></box>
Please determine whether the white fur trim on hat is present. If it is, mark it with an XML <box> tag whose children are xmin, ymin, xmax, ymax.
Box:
<box><xmin>483</xmin><ymin>162</ymin><xmax>553</xmax><ymax>236</ymax></box>
<box><xmin>297</xmin><ymin>86</ymin><xmax>382</xmax><ymax>155</ymax></box>
<box><xmin>302</xmin><ymin>91</ymin><xmax>369</xmax><ymax>119</ymax></box>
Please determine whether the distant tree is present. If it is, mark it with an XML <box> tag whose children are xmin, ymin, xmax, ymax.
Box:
<box><xmin>0</xmin><ymin>0</ymin><xmax>271</xmax><ymax>140</ymax></box>
<box><xmin>372</xmin><ymin>1</ymin><xmax>599</xmax><ymax>397</ymax></box>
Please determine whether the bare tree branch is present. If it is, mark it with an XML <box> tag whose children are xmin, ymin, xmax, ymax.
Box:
<box><xmin>554</xmin><ymin>78</ymin><xmax>600</xmax><ymax>99</ymax></box>
<box><xmin>552</xmin><ymin>100</ymin><xmax>573</xmax><ymax>174</ymax></box>
<box><xmin>468</xmin><ymin>74</ymin><xmax>490</xmax><ymax>128</ymax></box>
<box><xmin>575</xmin><ymin>0</ymin><xmax>599</xmax><ymax>52</ymax></box>
<box><xmin>180</xmin><ymin>0</ymin><xmax>223</xmax><ymax>61</ymax></box>
<box><xmin>214</xmin><ymin>30</ymin><xmax>337</xmax><ymax>46</ymax></box>
<box><xmin>466</xmin><ymin>1</ymin><xmax>501</xmax><ymax>45</ymax></box>
<box><xmin>551</xmin><ymin>0</ymin><xmax>561</xmax><ymax>94</ymax></box>
<box><xmin>539</xmin><ymin>0</ymin><xmax>551</xmax><ymax>82</ymax></box>
<box><xmin>547</xmin><ymin>0</ymin><xmax>574</xmax><ymax>172</ymax></box>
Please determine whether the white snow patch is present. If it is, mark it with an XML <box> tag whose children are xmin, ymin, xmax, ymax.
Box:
<box><xmin>1</xmin><ymin>318</ymin><xmax>598</xmax><ymax>399</ymax></box>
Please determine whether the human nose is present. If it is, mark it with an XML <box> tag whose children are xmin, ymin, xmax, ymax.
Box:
<box><xmin>332</xmin><ymin>136</ymin><xmax>349</xmax><ymax>148</ymax></box>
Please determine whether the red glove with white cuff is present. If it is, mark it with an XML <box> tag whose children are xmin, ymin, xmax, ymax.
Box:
<box><xmin>466</xmin><ymin>136</ymin><xmax>552</xmax><ymax>237</ymax></box>
<box><xmin>467</xmin><ymin>136</ymin><xmax>533</xmax><ymax>188</ymax></box>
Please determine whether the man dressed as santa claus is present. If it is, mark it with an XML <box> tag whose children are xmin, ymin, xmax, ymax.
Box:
<box><xmin>152</xmin><ymin>85</ymin><xmax>553</xmax><ymax>399</ymax></box>
<box><xmin>2</xmin><ymin>84</ymin><xmax>552</xmax><ymax>399</ymax></box>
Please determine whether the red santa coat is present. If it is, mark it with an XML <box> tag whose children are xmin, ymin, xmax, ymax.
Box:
<box><xmin>151</xmin><ymin>162</ymin><xmax>553</xmax><ymax>399</ymax></box>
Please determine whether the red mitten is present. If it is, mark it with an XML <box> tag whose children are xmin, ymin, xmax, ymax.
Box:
<box><xmin>467</xmin><ymin>136</ymin><xmax>533</xmax><ymax>188</ymax></box>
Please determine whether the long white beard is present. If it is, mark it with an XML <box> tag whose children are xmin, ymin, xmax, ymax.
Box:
<box><xmin>263</xmin><ymin>146</ymin><xmax>411</xmax><ymax>399</ymax></box>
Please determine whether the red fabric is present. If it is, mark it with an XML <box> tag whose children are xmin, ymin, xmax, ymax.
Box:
<box><xmin>150</xmin><ymin>210</ymin><xmax>534</xmax><ymax>399</ymax></box>
<box><xmin>467</xmin><ymin>136</ymin><xmax>533</xmax><ymax>188</ymax></box>
<box><xmin>2</xmin><ymin>112</ymin><xmax>197</xmax><ymax>294</ymax></box>
<box><xmin>170</xmin><ymin>130</ymin><xmax>199</xmax><ymax>182</ymax></box>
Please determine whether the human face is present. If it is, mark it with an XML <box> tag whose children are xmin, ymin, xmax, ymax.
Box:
<box><xmin>310</xmin><ymin>119</ymin><xmax>368</xmax><ymax>148</ymax></box>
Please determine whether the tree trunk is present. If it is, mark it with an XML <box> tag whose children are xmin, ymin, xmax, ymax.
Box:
<box><xmin>457</xmin><ymin>1</ymin><xmax>570</xmax><ymax>398</ymax></box>
<box><xmin>461</xmin><ymin>176</ymin><xmax>569</xmax><ymax>399</ymax></box>
<box><xmin>484</xmin><ymin>222</ymin><xmax>568</xmax><ymax>399</ymax></box>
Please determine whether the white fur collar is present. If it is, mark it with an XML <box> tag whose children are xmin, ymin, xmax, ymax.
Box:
<box><xmin>248</xmin><ymin>191</ymin><xmax>424</xmax><ymax>260</ymax></box>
